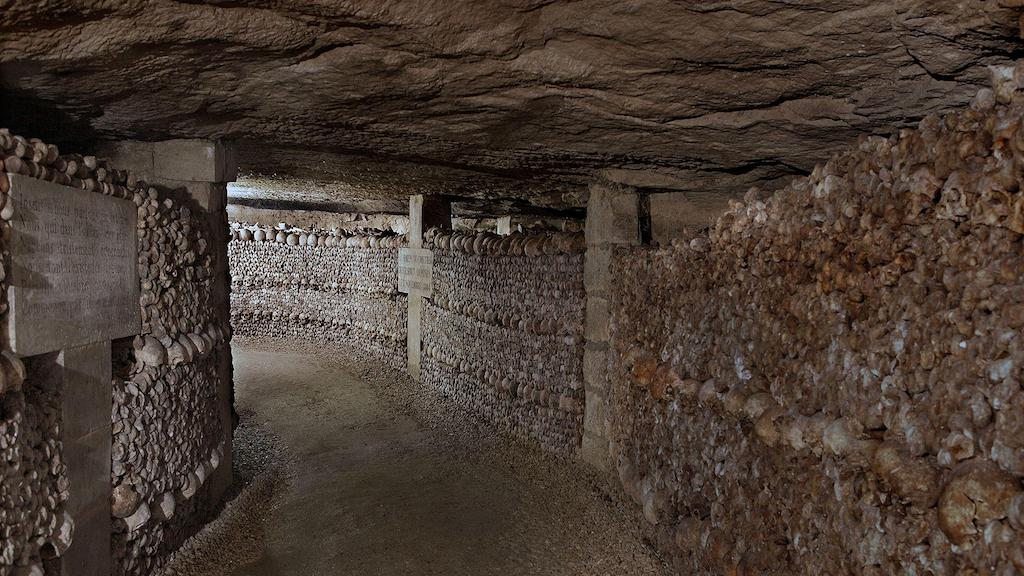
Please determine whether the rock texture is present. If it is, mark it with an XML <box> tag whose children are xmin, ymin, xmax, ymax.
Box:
<box><xmin>606</xmin><ymin>70</ymin><xmax>1024</xmax><ymax>574</ymax></box>
<box><xmin>2</xmin><ymin>1</ymin><xmax>1022</xmax><ymax>212</ymax></box>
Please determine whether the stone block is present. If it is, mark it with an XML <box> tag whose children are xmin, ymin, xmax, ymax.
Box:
<box><xmin>581</xmin><ymin>430</ymin><xmax>611</xmax><ymax>471</ymax></box>
<box><xmin>97</xmin><ymin>141</ymin><xmax>155</xmax><ymax>180</ymax></box>
<box><xmin>152</xmin><ymin>139</ymin><xmax>237</xmax><ymax>183</ymax></box>
<box><xmin>649</xmin><ymin>191</ymin><xmax>736</xmax><ymax>245</ymax></box>
<box><xmin>583</xmin><ymin>389</ymin><xmax>608</xmax><ymax>436</ymax></box>
<box><xmin>585</xmin><ymin>297</ymin><xmax>610</xmax><ymax>343</ymax></box>
<box><xmin>179</xmin><ymin>182</ymin><xmax>228</xmax><ymax>213</ymax></box>
<box><xmin>64</xmin><ymin>427</ymin><xmax>111</xmax><ymax>517</ymax></box>
<box><xmin>61</xmin><ymin>343</ymin><xmax>112</xmax><ymax>439</ymax></box>
<box><xmin>584</xmin><ymin>246</ymin><xmax>612</xmax><ymax>297</ymax></box>
<box><xmin>583</xmin><ymin>345</ymin><xmax>608</xmax><ymax>392</ymax></box>
<box><xmin>6</xmin><ymin>176</ymin><xmax>141</xmax><ymax>356</ymax></box>
<box><xmin>586</xmin><ymin>182</ymin><xmax>639</xmax><ymax>246</ymax></box>
<box><xmin>61</xmin><ymin>504</ymin><xmax>111</xmax><ymax>576</ymax></box>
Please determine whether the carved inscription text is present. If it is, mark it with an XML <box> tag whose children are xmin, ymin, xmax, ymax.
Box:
<box><xmin>398</xmin><ymin>248</ymin><xmax>433</xmax><ymax>297</ymax></box>
<box><xmin>6</xmin><ymin>174</ymin><xmax>141</xmax><ymax>355</ymax></box>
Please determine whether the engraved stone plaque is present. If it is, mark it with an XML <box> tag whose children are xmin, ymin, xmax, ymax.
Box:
<box><xmin>6</xmin><ymin>174</ymin><xmax>141</xmax><ymax>356</ymax></box>
<box><xmin>398</xmin><ymin>248</ymin><xmax>433</xmax><ymax>297</ymax></box>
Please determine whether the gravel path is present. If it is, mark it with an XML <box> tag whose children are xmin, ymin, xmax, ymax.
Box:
<box><xmin>160</xmin><ymin>338</ymin><xmax>668</xmax><ymax>576</ymax></box>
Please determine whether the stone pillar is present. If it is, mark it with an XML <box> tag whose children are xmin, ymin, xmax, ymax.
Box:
<box><xmin>581</xmin><ymin>181</ymin><xmax>639</xmax><ymax>470</ymax></box>
<box><xmin>101</xmin><ymin>139</ymin><xmax>237</xmax><ymax>499</ymax></box>
<box><xmin>407</xmin><ymin>195</ymin><xmax>451</xmax><ymax>381</ymax></box>
<box><xmin>59</xmin><ymin>342</ymin><xmax>112</xmax><ymax>576</ymax></box>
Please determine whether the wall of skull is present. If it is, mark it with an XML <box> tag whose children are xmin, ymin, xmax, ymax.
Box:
<box><xmin>0</xmin><ymin>128</ymin><xmax>232</xmax><ymax>576</ymax></box>
<box><xmin>228</xmin><ymin>225</ymin><xmax>408</xmax><ymax>372</ymax></box>
<box><xmin>421</xmin><ymin>230</ymin><xmax>587</xmax><ymax>454</ymax></box>
<box><xmin>607</xmin><ymin>74</ymin><xmax>1024</xmax><ymax>574</ymax></box>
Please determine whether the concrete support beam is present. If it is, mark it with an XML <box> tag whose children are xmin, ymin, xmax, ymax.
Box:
<box><xmin>407</xmin><ymin>195</ymin><xmax>451</xmax><ymax>381</ymax></box>
<box><xmin>581</xmin><ymin>181</ymin><xmax>639</xmax><ymax>470</ymax></box>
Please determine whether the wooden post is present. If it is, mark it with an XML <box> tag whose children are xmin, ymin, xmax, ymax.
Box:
<box><xmin>404</xmin><ymin>195</ymin><xmax>450</xmax><ymax>381</ymax></box>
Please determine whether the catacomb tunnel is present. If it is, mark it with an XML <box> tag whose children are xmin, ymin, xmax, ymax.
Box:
<box><xmin>2</xmin><ymin>2</ymin><xmax>1024</xmax><ymax>575</ymax></box>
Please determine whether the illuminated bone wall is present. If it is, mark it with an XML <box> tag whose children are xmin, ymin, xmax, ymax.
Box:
<box><xmin>420</xmin><ymin>230</ymin><xmax>587</xmax><ymax>453</ymax></box>
<box><xmin>607</xmin><ymin>79</ymin><xmax>1024</xmax><ymax>574</ymax></box>
<box><xmin>228</xmin><ymin>226</ymin><xmax>408</xmax><ymax>371</ymax></box>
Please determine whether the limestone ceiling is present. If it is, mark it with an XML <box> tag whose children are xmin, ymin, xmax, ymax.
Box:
<box><xmin>1</xmin><ymin>1</ymin><xmax>1021</xmax><ymax>215</ymax></box>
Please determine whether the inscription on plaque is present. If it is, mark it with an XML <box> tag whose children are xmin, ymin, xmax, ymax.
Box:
<box><xmin>398</xmin><ymin>248</ymin><xmax>433</xmax><ymax>297</ymax></box>
<box><xmin>6</xmin><ymin>174</ymin><xmax>141</xmax><ymax>356</ymax></box>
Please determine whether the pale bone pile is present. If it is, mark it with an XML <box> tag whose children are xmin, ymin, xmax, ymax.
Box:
<box><xmin>230</xmin><ymin>221</ymin><xmax>407</xmax><ymax>249</ymax></box>
<box><xmin>421</xmin><ymin>228</ymin><xmax>586</xmax><ymax>453</ymax></box>
<box><xmin>228</xmin><ymin>228</ymin><xmax>408</xmax><ymax>371</ymax></box>
<box><xmin>608</xmin><ymin>66</ymin><xmax>1024</xmax><ymax>574</ymax></box>
<box><xmin>0</xmin><ymin>129</ymin><xmax>231</xmax><ymax>576</ymax></box>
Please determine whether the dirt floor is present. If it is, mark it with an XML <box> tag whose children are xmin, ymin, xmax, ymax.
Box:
<box><xmin>160</xmin><ymin>339</ymin><xmax>669</xmax><ymax>576</ymax></box>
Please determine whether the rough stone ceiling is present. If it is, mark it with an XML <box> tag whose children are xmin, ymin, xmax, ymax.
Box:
<box><xmin>1</xmin><ymin>1</ymin><xmax>1022</xmax><ymax>215</ymax></box>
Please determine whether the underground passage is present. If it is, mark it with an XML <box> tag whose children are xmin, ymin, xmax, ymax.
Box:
<box><xmin>2</xmin><ymin>2</ymin><xmax>1024</xmax><ymax>575</ymax></box>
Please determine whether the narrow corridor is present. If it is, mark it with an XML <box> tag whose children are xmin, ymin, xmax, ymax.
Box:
<box><xmin>164</xmin><ymin>340</ymin><xmax>668</xmax><ymax>576</ymax></box>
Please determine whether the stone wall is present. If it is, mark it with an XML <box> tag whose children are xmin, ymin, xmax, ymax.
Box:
<box><xmin>606</xmin><ymin>80</ymin><xmax>1024</xmax><ymax>573</ymax></box>
<box><xmin>420</xmin><ymin>230</ymin><xmax>587</xmax><ymax>454</ymax></box>
<box><xmin>0</xmin><ymin>129</ymin><xmax>233</xmax><ymax>576</ymax></box>
<box><xmin>228</xmin><ymin>224</ymin><xmax>408</xmax><ymax>371</ymax></box>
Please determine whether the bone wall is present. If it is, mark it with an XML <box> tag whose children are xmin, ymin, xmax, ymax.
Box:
<box><xmin>420</xmin><ymin>230</ymin><xmax>587</xmax><ymax>454</ymax></box>
<box><xmin>607</xmin><ymin>76</ymin><xmax>1024</xmax><ymax>573</ymax></box>
<box><xmin>114</xmin><ymin>189</ymin><xmax>228</xmax><ymax>576</ymax></box>
<box><xmin>228</xmin><ymin>224</ymin><xmax>408</xmax><ymax>371</ymax></box>
<box><xmin>0</xmin><ymin>353</ymin><xmax>67</xmax><ymax>572</ymax></box>
<box><xmin>0</xmin><ymin>129</ymin><xmax>232</xmax><ymax>576</ymax></box>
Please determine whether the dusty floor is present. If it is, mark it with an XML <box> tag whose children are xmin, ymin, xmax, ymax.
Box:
<box><xmin>161</xmin><ymin>339</ymin><xmax>668</xmax><ymax>576</ymax></box>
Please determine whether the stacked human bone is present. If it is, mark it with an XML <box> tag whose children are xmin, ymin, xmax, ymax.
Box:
<box><xmin>607</xmin><ymin>68</ymin><xmax>1024</xmax><ymax>575</ymax></box>
<box><xmin>228</xmin><ymin>223</ymin><xmax>408</xmax><ymax>371</ymax></box>
<box><xmin>0</xmin><ymin>353</ymin><xmax>72</xmax><ymax>572</ymax></box>
<box><xmin>421</xmin><ymin>229</ymin><xmax>586</xmax><ymax>453</ymax></box>
<box><xmin>0</xmin><ymin>129</ymin><xmax>135</xmax><ymax>199</ymax></box>
<box><xmin>115</xmin><ymin>189</ymin><xmax>227</xmax><ymax>576</ymax></box>
<box><xmin>0</xmin><ymin>135</ymin><xmax>76</xmax><ymax>575</ymax></box>
<box><xmin>229</xmin><ymin>222</ymin><xmax>407</xmax><ymax>249</ymax></box>
<box><xmin>0</xmin><ymin>129</ymin><xmax>230</xmax><ymax>576</ymax></box>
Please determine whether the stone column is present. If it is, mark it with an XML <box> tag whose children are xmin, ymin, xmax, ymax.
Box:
<box><xmin>59</xmin><ymin>342</ymin><xmax>113</xmax><ymax>576</ymax></box>
<box><xmin>101</xmin><ymin>139</ymin><xmax>237</xmax><ymax>499</ymax></box>
<box><xmin>406</xmin><ymin>195</ymin><xmax>451</xmax><ymax>381</ymax></box>
<box><xmin>581</xmin><ymin>180</ymin><xmax>639</xmax><ymax>470</ymax></box>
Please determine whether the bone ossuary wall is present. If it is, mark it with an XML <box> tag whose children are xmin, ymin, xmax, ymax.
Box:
<box><xmin>225</xmin><ymin>72</ymin><xmax>1024</xmax><ymax>574</ymax></box>
<box><xmin>609</xmin><ymin>76</ymin><xmax>1024</xmax><ymax>573</ymax></box>
<box><xmin>0</xmin><ymin>133</ymin><xmax>233</xmax><ymax>576</ymax></box>
<box><xmin>6</xmin><ymin>25</ymin><xmax>1024</xmax><ymax>576</ymax></box>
